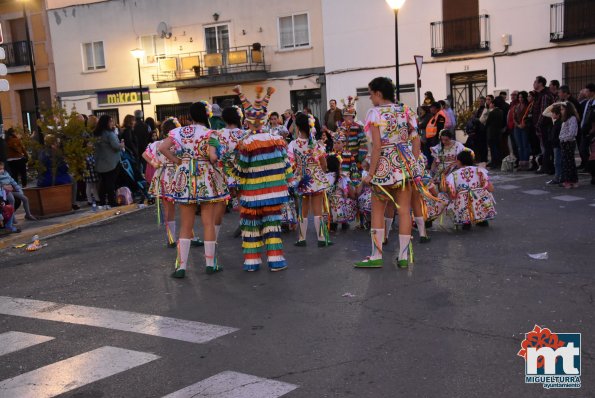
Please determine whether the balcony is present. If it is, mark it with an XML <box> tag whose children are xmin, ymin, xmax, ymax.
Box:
<box><xmin>0</xmin><ymin>41</ymin><xmax>31</xmax><ymax>68</ymax></box>
<box><xmin>550</xmin><ymin>0</ymin><xmax>595</xmax><ymax>42</ymax></box>
<box><xmin>430</xmin><ymin>15</ymin><xmax>490</xmax><ymax>57</ymax></box>
<box><xmin>152</xmin><ymin>45</ymin><xmax>269</xmax><ymax>88</ymax></box>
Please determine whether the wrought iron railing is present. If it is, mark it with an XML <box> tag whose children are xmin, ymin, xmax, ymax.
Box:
<box><xmin>431</xmin><ymin>15</ymin><xmax>490</xmax><ymax>57</ymax></box>
<box><xmin>0</xmin><ymin>41</ymin><xmax>31</xmax><ymax>67</ymax></box>
<box><xmin>550</xmin><ymin>0</ymin><xmax>595</xmax><ymax>42</ymax></box>
<box><xmin>152</xmin><ymin>45</ymin><xmax>268</xmax><ymax>82</ymax></box>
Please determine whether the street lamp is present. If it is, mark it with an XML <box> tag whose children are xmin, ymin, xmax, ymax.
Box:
<box><xmin>19</xmin><ymin>0</ymin><xmax>40</xmax><ymax>132</ymax></box>
<box><xmin>130</xmin><ymin>48</ymin><xmax>145</xmax><ymax>117</ymax></box>
<box><xmin>386</xmin><ymin>0</ymin><xmax>406</xmax><ymax>101</ymax></box>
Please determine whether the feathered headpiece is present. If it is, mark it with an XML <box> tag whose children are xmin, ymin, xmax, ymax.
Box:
<box><xmin>341</xmin><ymin>96</ymin><xmax>358</xmax><ymax>116</ymax></box>
<box><xmin>198</xmin><ymin>100</ymin><xmax>213</xmax><ymax>119</ymax></box>
<box><xmin>233</xmin><ymin>85</ymin><xmax>274</xmax><ymax>124</ymax></box>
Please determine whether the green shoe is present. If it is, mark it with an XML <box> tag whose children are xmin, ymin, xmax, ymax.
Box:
<box><xmin>294</xmin><ymin>240</ymin><xmax>307</xmax><ymax>247</ymax></box>
<box><xmin>396</xmin><ymin>259</ymin><xmax>408</xmax><ymax>268</ymax></box>
<box><xmin>354</xmin><ymin>258</ymin><xmax>383</xmax><ymax>268</ymax></box>
<box><xmin>191</xmin><ymin>238</ymin><xmax>204</xmax><ymax>247</ymax></box>
<box><xmin>419</xmin><ymin>236</ymin><xmax>431</xmax><ymax>244</ymax></box>
<box><xmin>171</xmin><ymin>269</ymin><xmax>186</xmax><ymax>278</ymax></box>
<box><xmin>317</xmin><ymin>240</ymin><xmax>333</xmax><ymax>247</ymax></box>
<box><xmin>206</xmin><ymin>265</ymin><xmax>223</xmax><ymax>274</ymax></box>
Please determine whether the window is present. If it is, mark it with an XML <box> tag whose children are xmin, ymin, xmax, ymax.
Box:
<box><xmin>82</xmin><ymin>41</ymin><xmax>105</xmax><ymax>71</ymax></box>
<box><xmin>563</xmin><ymin>59</ymin><xmax>595</xmax><ymax>97</ymax></box>
<box><xmin>140</xmin><ymin>35</ymin><xmax>166</xmax><ymax>65</ymax></box>
<box><xmin>278</xmin><ymin>13</ymin><xmax>310</xmax><ymax>49</ymax></box>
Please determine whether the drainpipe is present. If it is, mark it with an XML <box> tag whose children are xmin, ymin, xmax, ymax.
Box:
<box><xmin>492</xmin><ymin>44</ymin><xmax>509</xmax><ymax>88</ymax></box>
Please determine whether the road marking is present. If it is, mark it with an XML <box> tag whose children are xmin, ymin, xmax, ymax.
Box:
<box><xmin>0</xmin><ymin>346</ymin><xmax>159</xmax><ymax>398</ymax></box>
<box><xmin>162</xmin><ymin>371</ymin><xmax>298</xmax><ymax>398</ymax></box>
<box><xmin>552</xmin><ymin>195</ymin><xmax>584</xmax><ymax>202</ymax></box>
<box><xmin>497</xmin><ymin>184</ymin><xmax>520</xmax><ymax>190</ymax></box>
<box><xmin>589</xmin><ymin>203</ymin><xmax>595</xmax><ymax>207</ymax></box>
<box><xmin>0</xmin><ymin>332</ymin><xmax>54</xmax><ymax>357</ymax></box>
<box><xmin>522</xmin><ymin>189</ymin><xmax>549</xmax><ymax>195</ymax></box>
<box><xmin>0</xmin><ymin>296</ymin><xmax>238</xmax><ymax>344</ymax></box>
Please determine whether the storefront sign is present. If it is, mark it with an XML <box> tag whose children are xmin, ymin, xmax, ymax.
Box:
<box><xmin>97</xmin><ymin>88</ymin><xmax>150</xmax><ymax>106</ymax></box>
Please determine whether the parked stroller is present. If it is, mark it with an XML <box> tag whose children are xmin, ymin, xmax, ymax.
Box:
<box><xmin>116</xmin><ymin>149</ymin><xmax>152</xmax><ymax>204</ymax></box>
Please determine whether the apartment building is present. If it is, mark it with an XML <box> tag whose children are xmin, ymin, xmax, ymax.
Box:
<box><xmin>46</xmin><ymin>0</ymin><xmax>325</xmax><ymax>124</ymax></box>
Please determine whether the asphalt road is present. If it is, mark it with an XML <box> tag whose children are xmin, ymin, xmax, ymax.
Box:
<box><xmin>0</xmin><ymin>170</ymin><xmax>594</xmax><ymax>398</ymax></box>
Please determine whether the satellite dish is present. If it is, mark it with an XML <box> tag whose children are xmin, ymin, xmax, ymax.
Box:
<box><xmin>157</xmin><ymin>22</ymin><xmax>172</xmax><ymax>39</ymax></box>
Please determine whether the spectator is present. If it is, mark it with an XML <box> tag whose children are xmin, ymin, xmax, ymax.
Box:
<box><xmin>0</xmin><ymin>161</ymin><xmax>36</xmax><ymax>220</ymax></box>
<box><xmin>578</xmin><ymin>83</ymin><xmax>595</xmax><ymax>170</ymax></box>
<box><xmin>440</xmin><ymin>100</ymin><xmax>457</xmax><ymax>134</ymax></box>
<box><xmin>484</xmin><ymin>95</ymin><xmax>504</xmax><ymax>169</ymax></box>
<box><xmin>145</xmin><ymin>117</ymin><xmax>158</xmax><ymax>142</ymax></box>
<box><xmin>417</xmin><ymin>106</ymin><xmax>432</xmax><ymax>146</ymax></box>
<box><xmin>507</xmin><ymin>90</ymin><xmax>520</xmax><ymax>162</ymax></box>
<box><xmin>587</xmin><ymin>117</ymin><xmax>595</xmax><ymax>185</ymax></box>
<box><xmin>532</xmin><ymin>76</ymin><xmax>555</xmax><ymax>174</ymax></box>
<box><xmin>425</xmin><ymin>102</ymin><xmax>446</xmax><ymax>165</ymax></box>
<box><xmin>559</xmin><ymin>85</ymin><xmax>580</xmax><ymax>111</ymax></box>
<box><xmin>494</xmin><ymin>96</ymin><xmax>510</xmax><ymax>159</ymax></box>
<box><xmin>526</xmin><ymin>91</ymin><xmax>540</xmax><ymax>171</ymax></box>
<box><xmin>268</xmin><ymin>112</ymin><xmax>290</xmax><ymax>141</ymax></box>
<box><xmin>559</xmin><ymin>101</ymin><xmax>580</xmax><ymax>188</ymax></box>
<box><xmin>120</xmin><ymin>115</ymin><xmax>138</xmax><ymax>159</ymax></box>
<box><xmin>513</xmin><ymin>91</ymin><xmax>531</xmax><ymax>170</ymax></box>
<box><xmin>0</xmin><ymin>190</ymin><xmax>18</xmax><ymax>233</ymax></box>
<box><xmin>83</xmin><ymin>141</ymin><xmax>99</xmax><ymax>205</ymax></box>
<box><xmin>323</xmin><ymin>99</ymin><xmax>343</xmax><ymax>132</ymax></box>
<box><xmin>423</xmin><ymin>91</ymin><xmax>435</xmax><ymax>106</ymax></box>
<box><xmin>209</xmin><ymin>104</ymin><xmax>225</xmax><ymax>130</ymax></box>
<box><xmin>546</xmin><ymin>105</ymin><xmax>562</xmax><ymax>185</ymax></box>
<box><xmin>94</xmin><ymin>115</ymin><xmax>124</xmax><ymax>208</ymax></box>
<box><xmin>549</xmin><ymin>80</ymin><xmax>560</xmax><ymax>101</ymax></box>
<box><xmin>5</xmin><ymin>128</ymin><xmax>28</xmax><ymax>187</ymax></box>
<box><xmin>303</xmin><ymin>107</ymin><xmax>322</xmax><ymax>139</ymax></box>
<box><xmin>133</xmin><ymin>110</ymin><xmax>150</xmax><ymax>170</ymax></box>
<box><xmin>499</xmin><ymin>91</ymin><xmax>509</xmax><ymax>103</ymax></box>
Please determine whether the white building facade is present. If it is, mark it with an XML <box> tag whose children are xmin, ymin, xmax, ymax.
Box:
<box><xmin>322</xmin><ymin>0</ymin><xmax>595</xmax><ymax>117</ymax></box>
<box><xmin>46</xmin><ymin>0</ymin><xmax>326</xmax><ymax>124</ymax></box>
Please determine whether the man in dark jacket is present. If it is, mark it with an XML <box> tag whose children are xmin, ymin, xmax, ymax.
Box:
<box><xmin>323</xmin><ymin>99</ymin><xmax>343</xmax><ymax>132</ymax></box>
<box><xmin>532</xmin><ymin>76</ymin><xmax>555</xmax><ymax>174</ymax></box>
<box><xmin>485</xmin><ymin>95</ymin><xmax>504</xmax><ymax>169</ymax></box>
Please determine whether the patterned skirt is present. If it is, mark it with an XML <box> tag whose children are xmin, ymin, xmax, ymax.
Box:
<box><xmin>451</xmin><ymin>188</ymin><xmax>496</xmax><ymax>225</ymax></box>
<box><xmin>371</xmin><ymin>143</ymin><xmax>417</xmax><ymax>187</ymax></box>
<box><xmin>297</xmin><ymin>163</ymin><xmax>329</xmax><ymax>195</ymax></box>
<box><xmin>149</xmin><ymin>164</ymin><xmax>176</xmax><ymax>201</ymax></box>
<box><xmin>424</xmin><ymin>192</ymin><xmax>450</xmax><ymax>221</ymax></box>
<box><xmin>167</xmin><ymin>159</ymin><xmax>230</xmax><ymax>204</ymax></box>
<box><xmin>357</xmin><ymin>186</ymin><xmax>372</xmax><ymax>215</ymax></box>
<box><xmin>281</xmin><ymin>196</ymin><xmax>298</xmax><ymax>225</ymax></box>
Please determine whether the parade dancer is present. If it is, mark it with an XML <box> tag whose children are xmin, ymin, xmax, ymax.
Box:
<box><xmin>233</xmin><ymin>85</ymin><xmax>295</xmax><ymax>272</ymax></box>
<box><xmin>288</xmin><ymin>113</ymin><xmax>332</xmax><ymax>247</ymax></box>
<box><xmin>209</xmin><ymin>105</ymin><xmax>247</xmax><ymax>243</ymax></box>
<box><xmin>159</xmin><ymin>102</ymin><xmax>229</xmax><ymax>278</ymax></box>
<box><xmin>355</xmin><ymin>77</ymin><xmax>421</xmax><ymax>269</ymax></box>
<box><xmin>143</xmin><ymin>117</ymin><xmax>179</xmax><ymax>248</ymax></box>
<box><xmin>326</xmin><ymin>155</ymin><xmax>357</xmax><ymax>229</ymax></box>
<box><xmin>430</xmin><ymin>129</ymin><xmax>467</xmax><ymax>191</ymax></box>
<box><xmin>446</xmin><ymin>150</ymin><xmax>496</xmax><ymax>230</ymax></box>
<box><xmin>338</xmin><ymin>96</ymin><xmax>367</xmax><ymax>177</ymax></box>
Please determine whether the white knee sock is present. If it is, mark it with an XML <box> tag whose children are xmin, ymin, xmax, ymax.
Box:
<box><xmin>398</xmin><ymin>234</ymin><xmax>411</xmax><ymax>261</ymax></box>
<box><xmin>384</xmin><ymin>217</ymin><xmax>392</xmax><ymax>240</ymax></box>
<box><xmin>215</xmin><ymin>225</ymin><xmax>221</xmax><ymax>242</ymax></box>
<box><xmin>176</xmin><ymin>239</ymin><xmax>191</xmax><ymax>270</ymax></box>
<box><xmin>370</xmin><ymin>228</ymin><xmax>384</xmax><ymax>260</ymax></box>
<box><xmin>314</xmin><ymin>216</ymin><xmax>323</xmax><ymax>241</ymax></box>
<box><xmin>414</xmin><ymin>217</ymin><xmax>427</xmax><ymax>238</ymax></box>
<box><xmin>298</xmin><ymin>219</ymin><xmax>308</xmax><ymax>241</ymax></box>
<box><xmin>166</xmin><ymin>221</ymin><xmax>176</xmax><ymax>244</ymax></box>
<box><xmin>204</xmin><ymin>241</ymin><xmax>216</xmax><ymax>268</ymax></box>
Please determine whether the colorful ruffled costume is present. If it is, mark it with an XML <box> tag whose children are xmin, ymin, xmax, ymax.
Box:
<box><xmin>446</xmin><ymin>166</ymin><xmax>496</xmax><ymax>225</ymax></box>
<box><xmin>338</xmin><ymin>96</ymin><xmax>367</xmax><ymax>178</ymax></box>
<box><xmin>233</xmin><ymin>85</ymin><xmax>295</xmax><ymax>272</ymax></box>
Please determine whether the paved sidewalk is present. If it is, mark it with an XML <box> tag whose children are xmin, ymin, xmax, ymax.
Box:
<box><xmin>0</xmin><ymin>203</ymin><xmax>147</xmax><ymax>249</ymax></box>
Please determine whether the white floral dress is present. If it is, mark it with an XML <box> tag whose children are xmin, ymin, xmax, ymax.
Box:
<box><xmin>210</xmin><ymin>127</ymin><xmax>247</xmax><ymax>188</ymax></box>
<box><xmin>430</xmin><ymin>141</ymin><xmax>466</xmax><ymax>190</ymax></box>
<box><xmin>326</xmin><ymin>172</ymin><xmax>357</xmax><ymax>223</ymax></box>
<box><xmin>287</xmin><ymin>138</ymin><xmax>329</xmax><ymax>195</ymax></box>
<box><xmin>446</xmin><ymin>166</ymin><xmax>496</xmax><ymax>225</ymax></box>
<box><xmin>167</xmin><ymin>125</ymin><xmax>229</xmax><ymax>204</ymax></box>
<box><xmin>145</xmin><ymin>140</ymin><xmax>176</xmax><ymax>201</ymax></box>
<box><xmin>364</xmin><ymin>103</ymin><xmax>419</xmax><ymax>187</ymax></box>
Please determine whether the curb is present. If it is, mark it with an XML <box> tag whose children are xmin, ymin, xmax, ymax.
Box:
<box><xmin>0</xmin><ymin>204</ymin><xmax>147</xmax><ymax>250</ymax></box>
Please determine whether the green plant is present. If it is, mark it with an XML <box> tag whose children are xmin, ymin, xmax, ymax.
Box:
<box><xmin>456</xmin><ymin>107</ymin><xmax>475</xmax><ymax>131</ymax></box>
<box><xmin>21</xmin><ymin>102</ymin><xmax>94</xmax><ymax>185</ymax></box>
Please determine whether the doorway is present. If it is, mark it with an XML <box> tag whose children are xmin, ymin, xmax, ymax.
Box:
<box><xmin>290</xmin><ymin>89</ymin><xmax>322</xmax><ymax>119</ymax></box>
<box><xmin>449</xmin><ymin>70</ymin><xmax>487</xmax><ymax>111</ymax></box>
